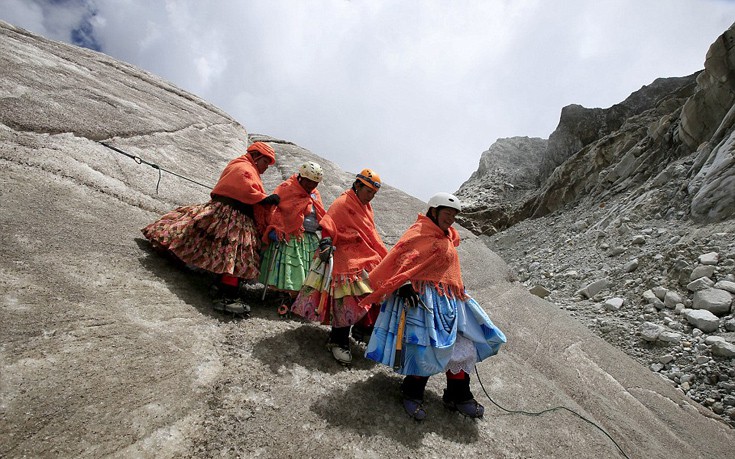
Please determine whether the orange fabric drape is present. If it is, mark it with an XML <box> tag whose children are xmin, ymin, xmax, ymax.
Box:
<box><xmin>263</xmin><ymin>174</ymin><xmax>326</xmax><ymax>243</ymax></box>
<box><xmin>359</xmin><ymin>214</ymin><xmax>466</xmax><ymax>307</ymax></box>
<box><xmin>210</xmin><ymin>154</ymin><xmax>271</xmax><ymax>231</ymax></box>
<box><xmin>210</xmin><ymin>154</ymin><xmax>268</xmax><ymax>205</ymax></box>
<box><xmin>320</xmin><ymin>189</ymin><xmax>388</xmax><ymax>279</ymax></box>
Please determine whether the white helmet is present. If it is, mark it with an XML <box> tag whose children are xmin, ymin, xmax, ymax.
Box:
<box><xmin>299</xmin><ymin>161</ymin><xmax>323</xmax><ymax>182</ymax></box>
<box><xmin>428</xmin><ymin>192</ymin><xmax>461</xmax><ymax>212</ymax></box>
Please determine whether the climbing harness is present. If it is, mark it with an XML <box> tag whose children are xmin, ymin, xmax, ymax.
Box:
<box><xmin>474</xmin><ymin>368</ymin><xmax>631</xmax><ymax>459</ymax></box>
<box><xmin>99</xmin><ymin>142</ymin><xmax>214</xmax><ymax>193</ymax></box>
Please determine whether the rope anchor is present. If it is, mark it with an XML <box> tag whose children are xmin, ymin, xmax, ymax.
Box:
<box><xmin>99</xmin><ymin>141</ymin><xmax>213</xmax><ymax>193</ymax></box>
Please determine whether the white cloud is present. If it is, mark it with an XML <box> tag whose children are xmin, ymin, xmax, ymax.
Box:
<box><xmin>2</xmin><ymin>0</ymin><xmax>734</xmax><ymax>200</ymax></box>
<box><xmin>1</xmin><ymin>0</ymin><xmax>45</xmax><ymax>35</ymax></box>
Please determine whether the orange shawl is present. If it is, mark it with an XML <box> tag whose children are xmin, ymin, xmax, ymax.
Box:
<box><xmin>359</xmin><ymin>214</ymin><xmax>466</xmax><ymax>307</ymax></box>
<box><xmin>210</xmin><ymin>154</ymin><xmax>270</xmax><ymax>230</ymax></box>
<box><xmin>263</xmin><ymin>174</ymin><xmax>326</xmax><ymax>243</ymax></box>
<box><xmin>320</xmin><ymin>189</ymin><xmax>388</xmax><ymax>279</ymax></box>
<box><xmin>211</xmin><ymin>154</ymin><xmax>268</xmax><ymax>205</ymax></box>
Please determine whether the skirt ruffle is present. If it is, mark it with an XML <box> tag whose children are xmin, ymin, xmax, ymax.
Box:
<box><xmin>365</xmin><ymin>285</ymin><xmax>506</xmax><ymax>377</ymax></box>
<box><xmin>141</xmin><ymin>200</ymin><xmax>261</xmax><ymax>278</ymax></box>
<box><xmin>290</xmin><ymin>258</ymin><xmax>374</xmax><ymax>327</ymax></box>
<box><xmin>258</xmin><ymin>232</ymin><xmax>319</xmax><ymax>293</ymax></box>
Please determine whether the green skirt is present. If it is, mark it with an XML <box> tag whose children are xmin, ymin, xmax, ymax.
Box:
<box><xmin>258</xmin><ymin>232</ymin><xmax>319</xmax><ymax>293</ymax></box>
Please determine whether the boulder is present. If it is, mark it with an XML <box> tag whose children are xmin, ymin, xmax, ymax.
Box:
<box><xmin>659</xmin><ymin>331</ymin><xmax>682</xmax><ymax>344</ymax></box>
<box><xmin>623</xmin><ymin>258</ymin><xmax>639</xmax><ymax>273</ymax></box>
<box><xmin>604</xmin><ymin>297</ymin><xmax>625</xmax><ymax>311</ymax></box>
<box><xmin>693</xmin><ymin>288</ymin><xmax>733</xmax><ymax>315</ymax></box>
<box><xmin>714</xmin><ymin>280</ymin><xmax>735</xmax><ymax>294</ymax></box>
<box><xmin>529</xmin><ymin>285</ymin><xmax>551</xmax><ymax>298</ymax></box>
<box><xmin>664</xmin><ymin>291</ymin><xmax>683</xmax><ymax>309</ymax></box>
<box><xmin>577</xmin><ymin>278</ymin><xmax>610</xmax><ymax>299</ymax></box>
<box><xmin>688</xmin><ymin>277</ymin><xmax>715</xmax><ymax>292</ymax></box>
<box><xmin>652</xmin><ymin>286</ymin><xmax>668</xmax><ymax>300</ymax></box>
<box><xmin>643</xmin><ymin>289</ymin><xmax>665</xmax><ymax>309</ymax></box>
<box><xmin>682</xmin><ymin>309</ymin><xmax>720</xmax><ymax>333</ymax></box>
<box><xmin>699</xmin><ymin>252</ymin><xmax>720</xmax><ymax>265</ymax></box>
<box><xmin>631</xmin><ymin>235</ymin><xmax>646</xmax><ymax>245</ymax></box>
<box><xmin>690</xmin><ymin>265</ymin><xmax>716</xmax><ymax>281</ymax></box>
<box><xmin>641</xmin><ymin>322</ymin><xmax>664</xmax><ymax>341</ymax></box>
<box><xmin>711</xmin><ymin>341</ymin><xmax>735</xmax><ymax>358</ymax></box>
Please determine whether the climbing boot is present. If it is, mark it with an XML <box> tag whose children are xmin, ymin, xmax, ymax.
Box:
<box><xmin>326</xmin><ymin>341</ymin><xmax>352</xmax><ymax>365</ymax></box>
<box><xmin>400</xmin><ymin>376</ymin><xmax>429</xmax><ymax>421</ymax></box>
<box><xmin>326</xmin><ymin>327</ymin><xmax>352</xmax><ymax>365</ymax></box>
<box><xmin>351</xmin><ymin>325</ymin><xmax>373</xmax><ymax>344</ymax></box>
<box><xmin>212</xmin><ymin>297</ymin><xmax>250</xmax><ymax>315</ymax></box>
<box><xmin>443</xmin><ymin>373</ymin><xmax>484</xmax><ymax>418</ymax></box>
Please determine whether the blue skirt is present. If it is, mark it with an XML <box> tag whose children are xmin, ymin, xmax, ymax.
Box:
<box><xmin>365</xmin><ymin>285</ymin><xmax>506</xmax><ymax>377</ymax></box>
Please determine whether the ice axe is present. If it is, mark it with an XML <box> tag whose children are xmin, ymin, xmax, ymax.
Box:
<box><xmin>393</xmin><ymin>306</ymin><xmax>407</xmax><ymax>370</ymax></box>
<box><xmin>315</xmin><ymin>250</ymin><xmax>334</xmax><ymax>319</ymax></box>
<box><xmin>261</xmin><ymin>241</ymin><xmax>279</xmax><ymax>301</ymax></box>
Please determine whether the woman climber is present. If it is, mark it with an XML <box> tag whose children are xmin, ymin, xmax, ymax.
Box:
<box><xmin>141</xmin><ymin>141</ymin><xmax>280</xmax><ymax>314</ymax></box>
<box><xmin>291</xmin><ymin>169</ymin><xmax>388</xmax><ymax>365</ymax></box>
<box><xmin>360</xmin><ymin>192</ymin><xmax>506</xmax><ymax>420</ymax></box>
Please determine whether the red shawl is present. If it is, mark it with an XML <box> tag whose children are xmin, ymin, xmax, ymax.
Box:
<box><xmin>359</xmin><ymin>214</ymin><xmax>466</xmax><ymax>306</ymax></box>
<box><xmin>263</xmin><ymin>174</ymin><xmax>326</xmax><ymax>243</ymax></box>
<box><xmin>210</xmin><ymin>154</ymin><xmax>270</xmax><ymax>230</ymax></box>
<box><xmin>320</xmin><ymin>189</ymin><xmax>388</xmax><ymax>278</ymax></box>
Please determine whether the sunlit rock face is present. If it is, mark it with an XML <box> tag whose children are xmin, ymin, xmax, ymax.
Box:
<box><xmin>684</xmin><ymin>25</ymin><xmax>735</xmax><ymax>221</ymax></box>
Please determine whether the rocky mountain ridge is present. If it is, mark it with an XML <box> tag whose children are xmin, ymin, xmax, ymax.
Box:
<box><xmin>457</xmin><ymin>23</ymin><xmax>735</xmax><ymax>426</ymax></box>
<box><xmin>458</xmin><ymin>24</ymin><xmax>735</xmax><ymax>232</ymax></box>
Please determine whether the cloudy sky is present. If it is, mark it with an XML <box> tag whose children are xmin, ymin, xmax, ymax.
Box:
<box><xmin>2</xmin><ymin>1</ymin><xmax>734</xmax><ymax>200</ymax></box>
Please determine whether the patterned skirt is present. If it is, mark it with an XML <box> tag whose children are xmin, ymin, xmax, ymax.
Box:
<box><xmin>365</xmin><ymin>284</ymin><xmax>506</xmax><ymax>377</ymax></box>
<box><xmin>290</xmin><ymin>258</ymin><xmax>375</xmax><ymax>327</ymax></box>
<box><xmin>258</xmin><ymin>232</ymin><xmax>319</xmax><ymax>293</ymax></box>
<box><xmin>141</xmin><ymin>200</ymin><xmax>261</xmax><ymax>279</ymax></box>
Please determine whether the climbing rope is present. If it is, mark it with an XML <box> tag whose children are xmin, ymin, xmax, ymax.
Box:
<box><xmin>99</xmin><ymin>142</ymin><xmax>214</xmax><ymax>193</ymax></box>
<box><xmin>474</xmin><ymin>368</ymin><xmax>631</xmax><ymax>459</ymax></box>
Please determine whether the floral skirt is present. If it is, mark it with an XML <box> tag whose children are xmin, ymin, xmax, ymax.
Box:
<box><xmin>365</xmin><ymin>284</ymin><xmax>506</xmax><ymax>377</ymax></box>
<box><xmin>290</xmin><ymin>258</ymin><xmax>374</xmax><ymax>327</ymax></box>
<box><xmin>258</xmin><ymin>232</ymin><xmax>319</xmax><ymax>293</ymax></box>
<box><xmin>141</xmin><ymin>200</ymin><xmax>261</xmax><ymax>279</ymax></box>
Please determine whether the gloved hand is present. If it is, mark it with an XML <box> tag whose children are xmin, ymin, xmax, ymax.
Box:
<box><xmin>318</xmin><ymin>237</ymin><xmax>333</xmax><ymax>263</ymax></box>
<box><xmin>268</xmin><ymin>229</ymin><xmax>279</xmax><ymax>242</ymax></box>
<box><xmin>396</xmin><ymin>283</ymin><xmax>420</xmax><ymax>308</ymax></box>
<box><xmin>260</xmin><ymin>193</ymin><xmax>280</xmax><ymax>206</ymax></box>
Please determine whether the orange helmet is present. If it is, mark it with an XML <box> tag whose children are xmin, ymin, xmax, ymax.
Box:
<box><xmin>247</xmin><ymin>141</ymin><xmax>276</xmax><ymax>165</ymax></box>
<box><xmin>356</xmin><ymin>168</ymin><xmax>381</xmax><ymax>191</ymax></box>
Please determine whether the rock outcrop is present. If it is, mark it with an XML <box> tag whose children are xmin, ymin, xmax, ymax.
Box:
<box><xmin>455</xmin><ymin>136</ymin><xmax>546</xmax><ymax>234</ymax></box>
<box><xmin>540</xmin><ymin>74</ymin><xmax>697</xmax><ymax>183</ymax></box>
<box><xmin>2</xmin><ymin>20</ymin><xmax>735</xmax><ymax>458</ymax></box>
<box><xmin>458</xmin><ymin>23</ymin><xmax>735</xmax><ymax>235</ymax></box>
<box><xmin>474</xmin><ymin>22</ymin><xmax>735</xmax><ymax>428</ymax></box>
<box><xmin>685</xmin><ymin>26</ymin><xmax>735</xmax><ymax>221</ymax></box>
